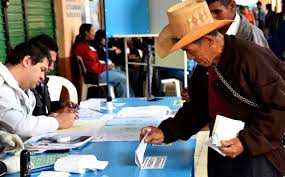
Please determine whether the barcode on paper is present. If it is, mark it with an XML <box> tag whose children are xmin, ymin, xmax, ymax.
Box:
<box><xmin>152</xmin><ymin>143</ymin><xmax>172</xmax><ymax>146</ymax></box>
<box><xmin>142</xmin><ymin>156</ymin><xmax>167</xmax><ymax>169</ymax></box>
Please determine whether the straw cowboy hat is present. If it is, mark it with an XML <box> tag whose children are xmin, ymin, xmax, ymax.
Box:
<box><xmin>157</xmin><ymin>0</ymin><xmax>233</xmax><ymax>58</ymax></box>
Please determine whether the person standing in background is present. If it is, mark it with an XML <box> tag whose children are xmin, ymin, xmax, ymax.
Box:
<box><xmin>265</xmin><ymin>3</ymin><xmax>276</xmax><ymax>38</ymax></box>
<box><xmin>206</xmin><ymin>0</ymin><xmax>267</xmax><ymax>47</ymax></box>
<box><xmin>256</xmin><ymin>1</ymin><xmax>266</xmax><ymax>31</ymax></box>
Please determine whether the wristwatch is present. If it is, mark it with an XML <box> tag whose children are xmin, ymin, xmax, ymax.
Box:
<box><xmin>0</xmin><ymin>161</ymin><xmax>7</xmax><ymax>176</ymax></box>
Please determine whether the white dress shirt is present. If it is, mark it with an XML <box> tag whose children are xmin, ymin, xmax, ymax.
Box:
<box><xmin>226</xmin><ymin>12</ymin><xmax>241</xmax><ymax>35</ymax></box>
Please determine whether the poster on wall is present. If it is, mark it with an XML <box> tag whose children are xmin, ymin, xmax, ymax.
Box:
<box><xmin>81</xmin><ymin>0</ymin><xmax>101</xmax><ymax>30</ymax></box>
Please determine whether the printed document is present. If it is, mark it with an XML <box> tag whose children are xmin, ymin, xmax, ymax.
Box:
<box><xmin>107</xmin><ymin>106</ymin><xmax>171</xmax><ymax>126</ymax></box>
<box><xmin>92</xmin><ymin>125</ymin><xmax>141</xmax><ymax>142</ymax></box>
<box><xmin>135</xmin><ymin>129</ymin><xmax>167</xmax><ymax>169</ymax></box>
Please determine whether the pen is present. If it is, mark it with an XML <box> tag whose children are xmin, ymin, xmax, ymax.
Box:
<box><xmin>70</xmin><ymin>103</ymin><xmax>79</xmax><ymax>113</ymax></box>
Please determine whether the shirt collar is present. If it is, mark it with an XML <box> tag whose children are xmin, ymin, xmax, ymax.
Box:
<box><xmin>226</xmin><ymin>12</ymin><xmax>241</xmax><ymax>35</ymax></box>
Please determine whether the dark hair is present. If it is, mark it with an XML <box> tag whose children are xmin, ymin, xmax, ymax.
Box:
<box><xmin>256</xmin><ymin>1</ymin><xmax>262</xmax><ymax>6</ymax></box>
<box><xmin>73</xmin><ymin>23</ymin><xmax>93</xmax><ymax>51</ymax></box>
<box><xmin>206</xmin><ymin>0</ymin><xmax>231</xmax><ymax>7</ymax></box>
<box><xmin>29</xmin><ymin>34</ymin><xmax>58</xmax><ymax>52</ymax></box>
<box><xmin>6</xmin><ymin>41</ymin><xmax>51</xmax><ymax>66</ymax></box>
<box><xmin>94</xmin><ymin>29</ymin><xmax>106</xmax><ymax>44</ymax></box>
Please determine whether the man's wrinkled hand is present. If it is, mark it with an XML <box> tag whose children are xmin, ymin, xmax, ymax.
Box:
<box><xmin>219</xmin><ymin>137</ymin><xmax>244</xmax><ymax>158</ymax></box>
<box><xmin>140</xmin><ymin>126</ymin><xmax>165</xmax><ymax>144</ymax></box>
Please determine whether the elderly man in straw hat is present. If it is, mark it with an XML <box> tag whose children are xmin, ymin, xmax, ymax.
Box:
<box><xmin>140</xmin><ymin>1</ymin><xmax>285</xmax><ymax>177</ymax></box>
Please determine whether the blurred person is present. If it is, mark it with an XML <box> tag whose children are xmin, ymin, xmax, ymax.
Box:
<box><xmin>271</xmin><ymin>0</ymin><xmax>285</xmax><ymax>33</ymax></box>
<box><xmin>265</xmin><ymin>4</ymin><xmax>275</xmax><ymax>36</ymax></box>
<box><xmin>141</xmin><ymin>1</ymin><xmax>285</xmax><ymax>177</ymax></box>
<box><xmin>29</xmin><ymin>34</ymin><xmax>77</xmax><ymax>117</ymax></box>
<box><xmin>73</xmin><ymin>24</ymin><xmax>134</xmax><ymax>97</ymax></box>
<box><xmin>239</xmin><ymin>6</ymin><xmax>256</xmax><ymax>25</ymax></box>
<box><xmin>268</xmin><ymin>20</ymin><xmax>285</xmax><ymax>60</ymax></box>
<box><xmin>256</xmin><ymin>1</ymin><xmax>266</xmax><ymax>31</ymax></box>
<box><xmin>108</xmin><ymin>37</ymin><xmax>125</xmax><ymax>70</ymax></box>
<box><xmin>93</xmin><ymin>29</ymin><xmax>123</xmax><ymax>67</ymax></box>
<box><xmin>206</xmin><ymin>0</ymin><xmax>267</xmax><ymax>47</ymax></box>
<box><xmin>0</xmin><ymin>41</ymin><xmax>76</xmax><ymax>138</ymax></box>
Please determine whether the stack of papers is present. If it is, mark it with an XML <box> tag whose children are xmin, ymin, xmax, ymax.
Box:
<box><xmin>24</xmin><ymin>134</ymin><xmax>93</xmax><ymax>150</ymax></box>
<box><xmin>206</xmin><ymin>115</ymin><xmax>245</xmax><ymax>156</ymax></box>
<box><xmin>106</xmin><ymin>106</ymin><xmax>171</xmax><ymax>126</ymax></box>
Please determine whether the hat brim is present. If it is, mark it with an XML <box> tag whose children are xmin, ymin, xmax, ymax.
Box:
<box><xmin>157</xmin><ymin>20</ymin><xmax>233</xmax><ymax>58</ymax></box>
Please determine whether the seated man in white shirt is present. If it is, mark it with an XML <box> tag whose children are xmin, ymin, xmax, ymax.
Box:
<box><xmin>0</xmin><ymin>41</ymin><xmax>76</xmax><ymax>138</ymax></box>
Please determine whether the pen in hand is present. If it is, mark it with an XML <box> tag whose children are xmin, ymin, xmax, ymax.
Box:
<box><xmin>70</xmin><ymin>103</ymin><xmax>79</xmax><ymax>113</ymax></box>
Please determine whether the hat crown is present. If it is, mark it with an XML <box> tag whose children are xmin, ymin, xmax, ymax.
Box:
<box><xmin>167</xmin><ymin>0</ymin><xmax>213</xmax><ymax>40</ymax></box>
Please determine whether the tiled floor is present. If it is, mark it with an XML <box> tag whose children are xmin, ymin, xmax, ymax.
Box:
<box><xmin>194</xmin><ymin>130</ymin><xmax>209</xmax><ymax>177</ymax></box>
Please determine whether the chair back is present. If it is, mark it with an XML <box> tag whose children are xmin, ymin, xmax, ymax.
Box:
<box><xmin>77</xmin><ymin>56</ymin><xmax>87</xmax><ymax>81</ymax></box>
<box><xmin>76</xmin><ymin>56</ymin><xmax>115</xmax><ymax>100</ymax></box>
<box><xmin>47</xmin><ymin>75</ymin><xmax>78</xmax><ymax>103</ymax></box>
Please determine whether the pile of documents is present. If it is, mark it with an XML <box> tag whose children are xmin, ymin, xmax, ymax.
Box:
<box><xmin>206</xmin><ymin>115</ymin><xmax>245</xmax><ymax>156</ymax></box>
<box><xmin>106</xmin><ymin>106</ymin><xmax>171</xmax><ymax>126</ymax></box>
<box><xmin>24</xmin><ymin>133</ymin><xmax>93</xmax><ymax>151</ymax></box>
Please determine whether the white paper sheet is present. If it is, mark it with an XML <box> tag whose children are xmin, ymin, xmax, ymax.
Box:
<box><xmin>135</xmin><ymin>129</ymin><xmax>151</xmax><ymax>167</ymax></box>
<box><xmin>116</xmin><ymin>106</ymin><xmax>171</xmax><ymax>118</ymax></box>
<box><xmin>92</xmin><ymin>125</ymin><xmax>141</xmax><ymax>142</ymax></box>
<box><xmin>106</xmin><ymin>106</ymin><xmax>170</xmax><ymax>126</ymax></box>
<box><xmin>211</xmin><ymin>115</ymin><xmax>245</xmax><ymax>146</ymax></box>
<box><xmin>56</xmin><ymin>119</ymin><xmax>105</xmax><ymax>136</ymax></box>
<box><xmin>54</xmin><ymin>155</ymin><xmax>108</xmax><ymax>173</ymax></box>
<box><xmin>79</xmin><ymin>108</ymin><xmax>103</xmax><ymax>119</ymax></box>
<box><xmin>205</xmin><ymin>115</ymin><xmax>245</xmax><ymax>156</ymax></box>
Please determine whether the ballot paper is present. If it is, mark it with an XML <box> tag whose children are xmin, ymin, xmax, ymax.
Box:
<box><xmin>79</xmin><ymin>108</ymin><xmax>103</xmax><ymax>119</ymax></box>
<box><xmin>54</xmin><ymin>155</ymin><xmax>108</xmax><ymax>173</ymax></box>
<box><xmin>92</xmin><ymin>125</ymin><xmax>141</xmax><ymax>142</ymax></box>
<box><xmin>116</xmin><ymin>106</ymin><xmax>171</xmax><ymax>118</ymax></box>
<box><xmin>206</xmin><ymin>115</ymin><xmax>245</xmax><ymax>156</ymax></box>
<box><xmin>107</xmin><ymin>106</ymin><xmax>171</xmax><ymax>126</ymax></box>
<box><xmin>135</xmin><ymin>129</ymin><xmax>167</xmax><ymax>169</ymax></box>
<box><xmin>80</xmin><ymin>99</ymin><xmax>101</xmax><ymax>111</ymax></box>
